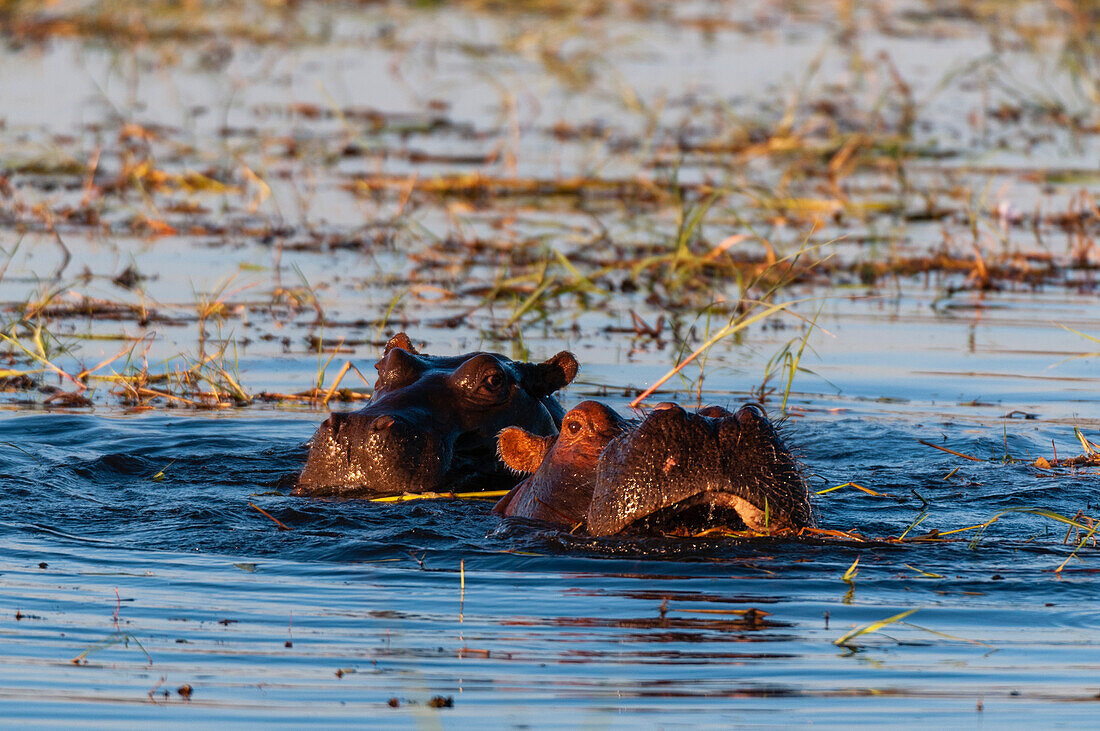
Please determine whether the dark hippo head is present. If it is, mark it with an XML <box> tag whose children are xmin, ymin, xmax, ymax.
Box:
<box><xmin>587</xmin><ymin>403</ymin><xmax>813</xmax><ymax>536</ymax></box>
<box><xmin>493</xmin><ymin>401</ymin><xmax>631</xmax><ymax>528</ymax></box>
<box><xmin>293</xmin><ymin>333</ymin><xmax>579</xmax><ymax>498</ymax></box>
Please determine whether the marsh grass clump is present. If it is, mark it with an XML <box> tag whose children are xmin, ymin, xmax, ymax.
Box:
<box><xmin>0</xmin><ymin>0</ymin><xmax>1097</xmax><ymax>413</ymax></box>
<box><xmin>1033</xmin><ymin>427</ymin><xmax>1100</xmax><ymax>469</ymax></box>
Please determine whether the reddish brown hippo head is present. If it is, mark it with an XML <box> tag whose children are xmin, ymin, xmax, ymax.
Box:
<box><xmin>493</xmin><ymin>401</ymin><xmax>812</xmax><ymax>536</ymax></box>
<box><xmin>587</xmin><ymin>403</ymin><xmax>813</xmax><ymax>536</ymax></box>
<box><xmin>293</xmin><ymin>333</ymin><xmax>578</xmax><ymax>498</ymax></box>
<box><xmin>493</xmin><ymin>401</ymin><xmax>630</xmax><ymax>528</ymax></box>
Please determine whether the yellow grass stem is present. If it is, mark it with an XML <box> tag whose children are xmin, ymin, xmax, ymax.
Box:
<box><xmin>834</xmin><ymin>608</ymin><xmax>919</xmax><ymax>647</ymax></box>
<box><xmin>899</xmin><ymin>622</ymin><xmax>991</xmax><ymax>647</ymax></box>
<box><xmin>904</xmin><ymin>564</ymin><xmax>944</xmax><ymax>578</ymax></box>
<box><xmin>76</xmin><ymin>334</ymin><xmax>151</xmax><ymax>381</ymax></box>
<box><xmin>1074</xmin><ymin>427</ymin><xmax>1099</xmax><ymax>456</ymax></box>
<box><xmin>249</xmin><ymin>501</ymin><xmax>292</xmax><ymax>531</ymax></box>
<box><xmin>0</xmin><ymin>329</ymin><xmax>85</xmax><ymax>391</ymax></box>
<box><xmin>321</xmin><ymin>361</ymin><xmax>352</xmax><ymax>405</ymax></box>
<box><xmin>629</xmin><ymin>297</ymin><xmax>816</xmax><ymax>408</ymax></box>
<box><xmin>1056</xmin><ymin>517</ymin><xmax>1100</xmax><ymax>573</ymax></box>
<box><xmin>935</xmin><ymin>508</ymin><xmax>1096</xmax><ymax>543</ymax></box>
<box><xmin>898</xmin><ymin>511</ymin><xmax>930</xmax><ymax>540</ymax></box>
<box><xmin>370</xmin><ymin>490</ymin><xmax>511</xmax><ymax>503</ymax></box>
<box><xmin>917</xmin><ymin>439</ymin><xmax>984</xmax><ymax>462</ymax></box>
<box><xmin>816</xmin><ymin>482</ymin><xmax>884</xmax><ymax>497</ymax></box>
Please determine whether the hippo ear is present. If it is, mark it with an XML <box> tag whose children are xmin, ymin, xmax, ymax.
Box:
<box><xmin>497</xmin><ymin>428</ymin><xmax>553</xmax><ymax>474</ymax></box>
<box><xmin>384</xmin><ymin>332</ymin><xmax>419</xmax><ymax>355</ymax></box>
<box><xmin>520</xmin><ymin>351</ymin><xmax>578</xmax><ymax>397</ymax></box>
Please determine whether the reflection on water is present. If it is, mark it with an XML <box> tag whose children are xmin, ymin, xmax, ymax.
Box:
<box><xmin>1</xmin><ymin>413</ymin><xmax>1099</xmax><ymax>724</ymax></box>
<box><xmin>0</xmin><ymin>0</ymin><xmax>1098</xmax><ymax>724</ymax></box>
<box><xmin>0</xmin><ymin>0</ymin><xmax>1096</xmax><ymax>417</ymax></box>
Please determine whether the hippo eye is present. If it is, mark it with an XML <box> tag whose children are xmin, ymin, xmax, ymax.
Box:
<box><xmin>482</xmin><ymin>372</ymin><xmax>504</xmax><ymax>391</ymax></box>
<box><xmin>566</xmin><ymin>420</ymin><xmax>582</xmax><ymax>435</ymax></box>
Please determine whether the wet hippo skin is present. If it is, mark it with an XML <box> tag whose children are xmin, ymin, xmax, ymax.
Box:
<box><xmin>496</xmin><ymin>401</ymin><xmax>813</xmax><ymax>536</ymax></box>
<box><xmin>294</xmin><ymin>332</ymin><xmax>578</xmax><ymax>498</ymax></box>
<box><xmin>495</xmin><ymin>401</ymin><xmax>630</xmax><ymax>528</ymax></box>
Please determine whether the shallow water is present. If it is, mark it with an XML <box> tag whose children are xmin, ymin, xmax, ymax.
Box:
<box><xmin>1</xmin><ymin>0</ymin><xmax>1099</xmax><ymax>725</ymax></box>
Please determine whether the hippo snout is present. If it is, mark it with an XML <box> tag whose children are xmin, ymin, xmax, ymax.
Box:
<box><xmin>586</xmin><ymin>402</ymin><xmax>812</xmax><ymax>536</ymax></box>
<box><xmin>293</xmin><ymin>410</ymin><xmax>450</xmax><ymax>497</ymax></box>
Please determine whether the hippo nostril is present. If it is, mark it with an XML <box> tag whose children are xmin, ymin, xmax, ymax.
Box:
<box><xmin>371</xmin><ymin>415</ymin><xmax>396</xmax><ymax>431</ymax></box>
<box><xmin>653</xmin><ymin>402</ymin><xmax>688</xmax><ymax>417</ymax></box>
<box><xmin>737</xmin><ymin>403</ymin><xmax>767</xmax><ymax>422</ymax></box>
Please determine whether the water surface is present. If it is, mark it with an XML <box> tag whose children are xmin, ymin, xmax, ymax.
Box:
<box><xmin>0</xmin><ymin>0</ymin><xmax>1098</xmax><ymax>725</ymax></box>
<box><xmin>2</xmin><ymin>408</ymin><xmax>1099</xmax><ymax>726</ymax></box>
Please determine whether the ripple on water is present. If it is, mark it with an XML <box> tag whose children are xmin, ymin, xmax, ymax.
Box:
<box><xmin>0</xmin><ymin>412</ymin><xmax>1098</xmax><ymax>725</ymax></box>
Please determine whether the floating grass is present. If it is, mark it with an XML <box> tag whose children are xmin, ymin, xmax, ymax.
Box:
<box><xmin>917</xmin><ymin>439</ymin><xmax>986</xmax><ymax>462</ymax></box>
<box><xmin>834</xmin><ymin>608</ymin><xmax>920</xmax><ymax>648</ymax></box>
<box><xmin>816</xmin><ymin>482</ymin><xmax>886</xmax><ymax>497</ymax></box>
<box><xmin>904</xmin><ymin>564</ymin><xmax>944</xmax><ymax>579</ymax></box>
<box><xmin>249</xmin><ymin>502</ymin><xmax>292</xmax><ymax>531</ymax></box>
<box><xmin>71</xmin><ymin>631</ymin><xmax>152</xmax><ymax>666</ymax></box>
<box><xmin>370</xmin><ymin>490</ymin><xmax>511</xmax><ymax>503</ymax></box>
<box><xmin>898</xmin><ymin>511</ymin><xmax>930</xmax><ymax>541</ymax></box>
<box><xmin>71</xmin><ymin>589</ymin><xmax>152</xmax><ymax>666</ymax></box>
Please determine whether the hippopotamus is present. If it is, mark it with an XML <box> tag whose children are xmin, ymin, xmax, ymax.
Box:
<box><xmin>494</xmin><ymin>401</ymin><xmax>812</xmax><ymax>536</ymax></box>
<box><xmin>495</xmin><ymin>401</ymin><xmax>630</xmax><ymax>528</ymax></box>
<box><xmin>294</xmin><ymin>333</ymin><xmax>578</xmax><ymax>498</ymax></box>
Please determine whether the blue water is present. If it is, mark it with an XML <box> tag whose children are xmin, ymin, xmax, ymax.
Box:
<box><xmin>1</xmin><ymin>409</ymin><xmax>1098</xmax><ymax>726</ymax></box>
<box><xmin>2</xmin><ymin>0</ymin><xmax>1100</xmax><ymax>724</ymax></box>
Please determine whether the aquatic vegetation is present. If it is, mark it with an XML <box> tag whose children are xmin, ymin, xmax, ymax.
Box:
<box><xmin>0</xmin><ymin>0</ymin><xmax>1097</xmax><ymax>724</ymax></box>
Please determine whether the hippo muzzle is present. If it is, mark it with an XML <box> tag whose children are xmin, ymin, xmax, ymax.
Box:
<box><xmin>587</xmin><ymin>403</ymin><xmax>813</xmax><ymax>536</ymax></box>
